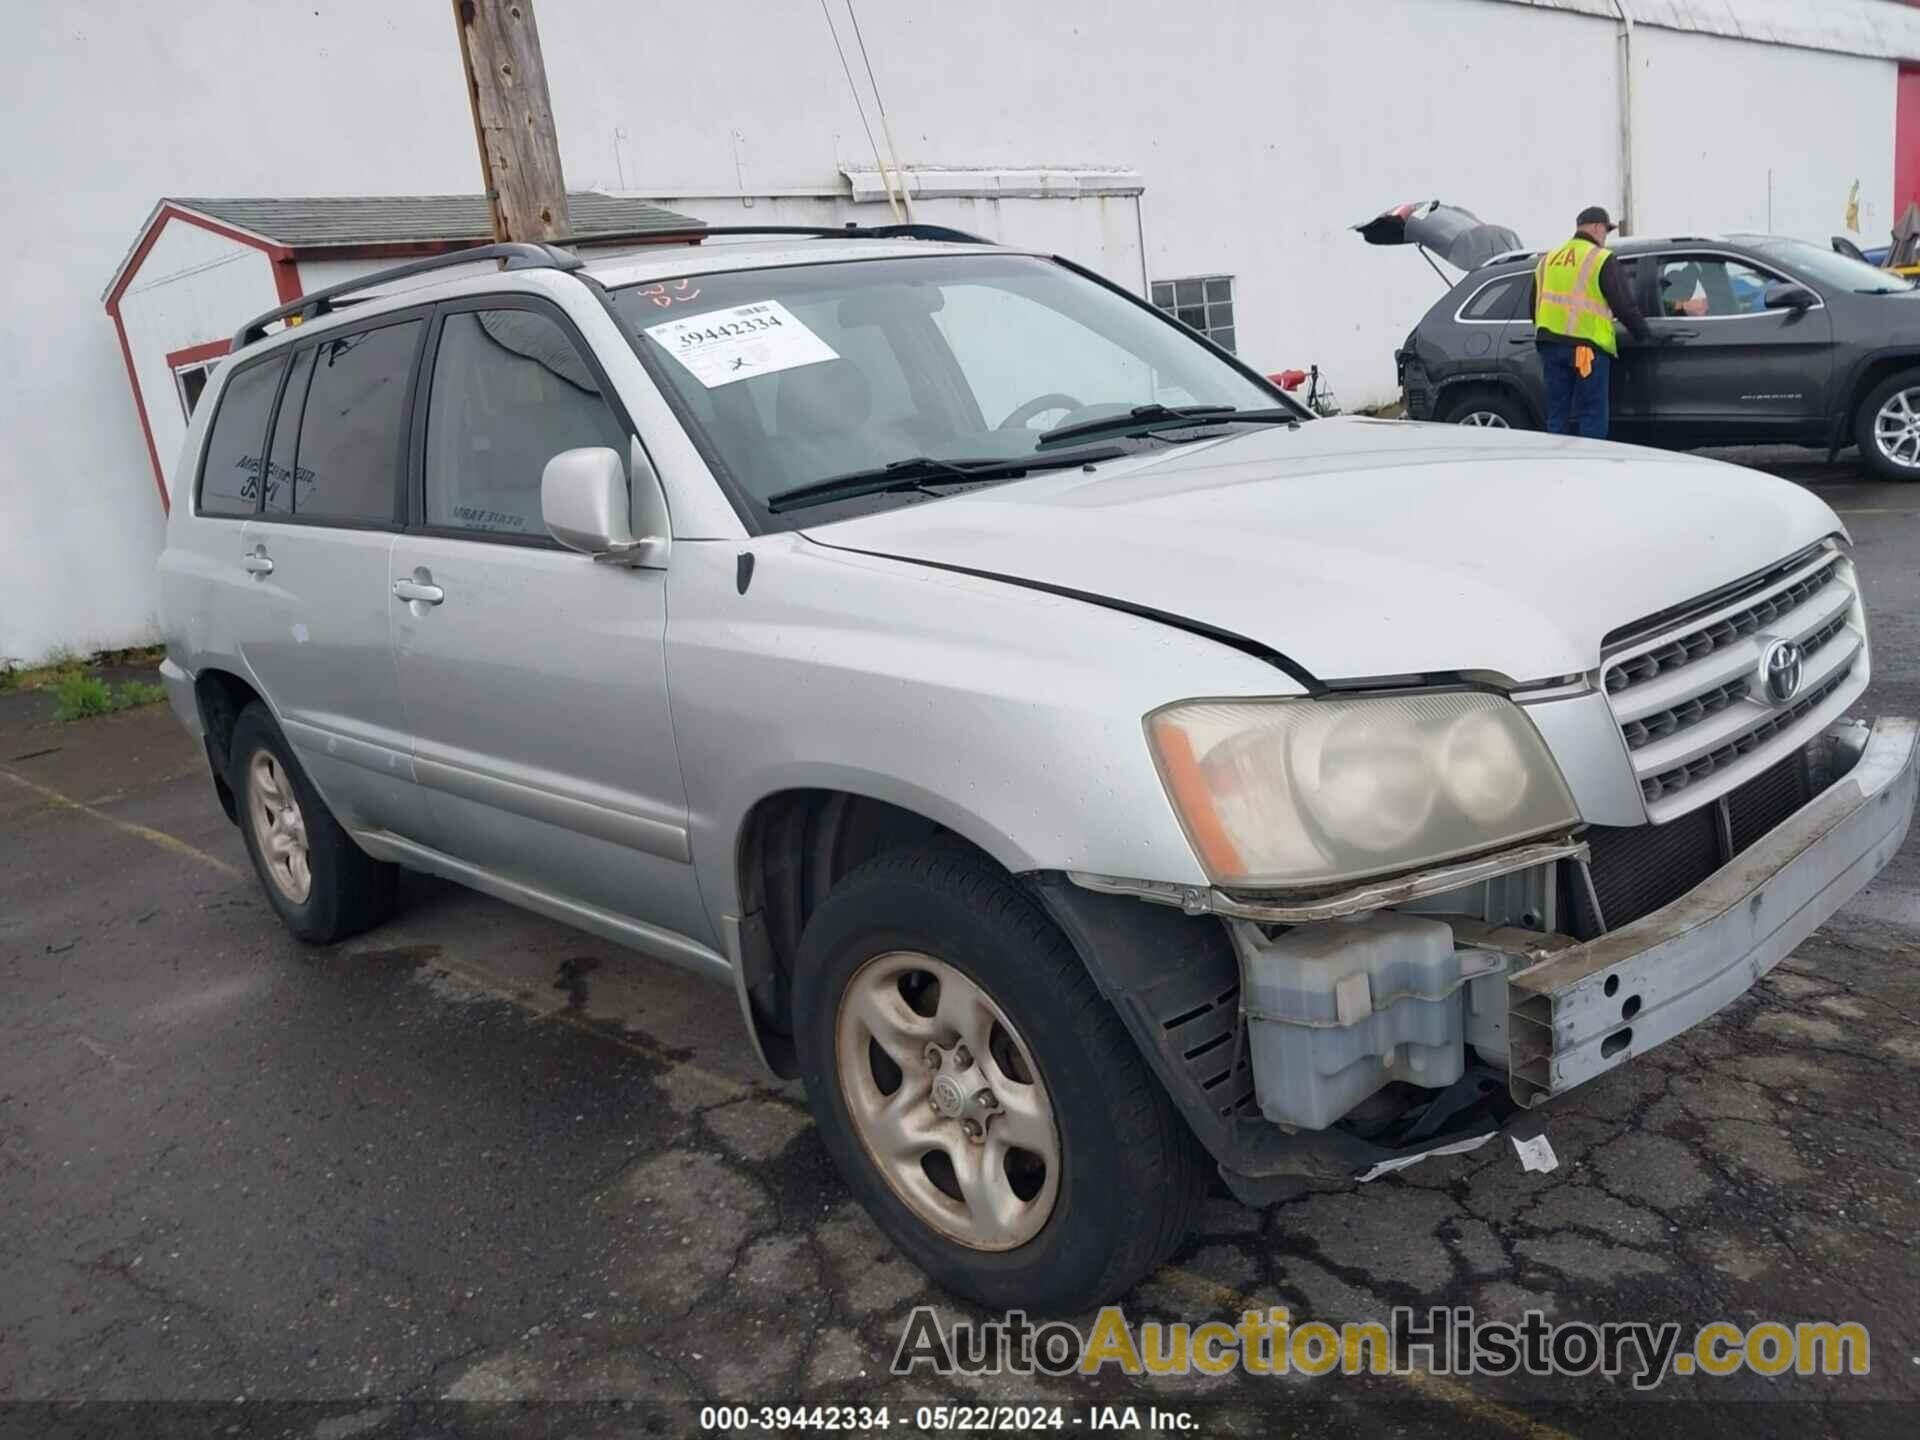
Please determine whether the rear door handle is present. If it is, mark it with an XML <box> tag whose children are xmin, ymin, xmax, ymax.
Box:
<box><xmin>392</xmin><ymin>576</ymin><xmax>445</xmax><ymax>605</ymax></box>
<box><xmin>1663</xmin><ymin>328</ymin><xmax>1700</xmax><ymax>340</ymax></box>
<box><xmin>1507</xmin><ymin>335</ymin><xmax>1535</xmax><ymax>346</ymax></box>
<box><xmin>242</xmin><ymin>548</ymin><xmax>274</xmax><ymax>575</ymax></box>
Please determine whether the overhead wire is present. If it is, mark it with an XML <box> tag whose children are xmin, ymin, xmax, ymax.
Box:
<box><xmin>817</xmin><ymin>0</ymin><xmax>903</xmax><ymax>221</ymax></box>
<box><xmin>847</xmin><ymin>0</ymin><xmax>912</xmax><ymax>219</ymax></box>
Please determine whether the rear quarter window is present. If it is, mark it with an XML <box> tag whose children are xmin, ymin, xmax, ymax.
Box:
<box><xmin>196</xmin><ymin>356</ymin><xmax>286</xmax><ymax>517</ymax></box>
<box><xmin>1458</xmin><ymin>275</ymin><xmax>1528</xmax><ymax>322</ymax></box>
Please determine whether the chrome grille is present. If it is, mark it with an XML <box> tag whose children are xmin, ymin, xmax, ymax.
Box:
<box><xmin>1604</xmin><ymin>559</ymin><xmax>1839</xmax><ymax>696</ymax></box>
<box><xmin>1600</xmin><ymin>547</ymin><xmax>1868</xmax><ymax>821</ymax></box>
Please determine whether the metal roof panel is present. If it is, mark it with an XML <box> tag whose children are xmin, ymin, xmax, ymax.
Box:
<box><xmin>169</xmin><ymin>192</ymin><xmax>704</xmax><ymax>248</ymax></box>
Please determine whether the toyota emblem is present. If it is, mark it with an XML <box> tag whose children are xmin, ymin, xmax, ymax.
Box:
<box><xmin>1760</xmin><ymin>638</ymin><xmax>1804</xmax><ymax>705</ymax></box>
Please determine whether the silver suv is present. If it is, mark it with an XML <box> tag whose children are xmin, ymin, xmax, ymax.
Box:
<box><xmin>158</xmin><ymin>229</ymin><xmax>1917</xmax><ymax>1312</ymax></box>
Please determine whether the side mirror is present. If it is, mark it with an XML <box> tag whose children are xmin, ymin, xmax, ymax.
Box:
<box><xmin>541</xmin><ymin>445</ymin><xmax>670</xmax><ymax>567</ymax></box>
<box><xmin>1763</xmin><ymin>281</ymin><xmax>1817</xmax><ymax>313</ymax></box>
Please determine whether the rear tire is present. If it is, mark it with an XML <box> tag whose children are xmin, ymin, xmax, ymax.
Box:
<box><xmin>1440</xmin><ymin>386</ymin><xmax>1531</xmax><ymax>430</ymax></box>
<box><xmin>228</xmin><ymin>703</ymin><xmax>397</xmax><ymax>943</ymax></box>
<box><xmin>792</xmin><ymin>844</ymin><xmax>1208</xmax><ymax>1313</ymax></box>
<box><xmin>1855</xmin><ymin>369</ymin><xmax>1920</xmax><ymax>482</ymax></box>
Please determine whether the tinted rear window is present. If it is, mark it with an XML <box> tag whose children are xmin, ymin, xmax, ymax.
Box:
<box><xmin>273</xmin><ymin>321</ymin><xmax>421</xmax><ymax>525</ymax></box>
<box><xmin>197</xmin><ymin>357</ymin><xmax>285</xmax><ymax>516</ymax></box>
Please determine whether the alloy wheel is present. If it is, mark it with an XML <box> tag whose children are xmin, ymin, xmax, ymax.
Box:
<box><xmin>1873</xmin><ymin>388</ymin><xmax>1920</xmax><ymax>470</ymax></box>
<box><xmin>835</xmin><ymin>951</ymin><xmax>1060</xmax><ymax>1251</ymax></box>
<box><xmin>246</xmin><ymin>750</ymin><xmax>311</xmax><ymax>903</ymax></box>
<box><xmin>1458</xmin><ymin>410</ymin><xmax>1510</xmax><ymax>428</ymax></box>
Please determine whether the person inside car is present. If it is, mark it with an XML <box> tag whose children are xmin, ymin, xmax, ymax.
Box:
<box><xmin>1661</xmin><ymin>261</ymin><xmax>1710</xmax><ymax>317</ymax></box>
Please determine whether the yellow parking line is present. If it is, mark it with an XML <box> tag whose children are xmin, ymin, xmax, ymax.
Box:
<box><xmin>0</xmin><ymin>768</ymin><xmax>245</xmax><ymax>879</ymax></box>
<box><xmin>1155</xmin><ymin>1267</ymin><xmax>1577</xmax><ymax>1440</ymax></box>
<box><xmin>9</xmin><ymin>782</ymin><xmax>1550</xmax><ymax>1432</ymax></box>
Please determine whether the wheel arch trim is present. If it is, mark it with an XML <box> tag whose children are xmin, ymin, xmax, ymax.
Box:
<box><xmin>1433</xmin><ymin>373</ymin><xmax>1540</xmax><ymax>426</ymax></box>
<box><xmin>1836</xmin><ymin>346</ymin><xmax>1920</xmax><ymax>447</ymax></box>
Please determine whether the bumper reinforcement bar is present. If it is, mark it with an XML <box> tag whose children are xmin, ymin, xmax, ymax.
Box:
<box><xmin>1507</xmin><ymin>716</ymin><xmax>1918</xmax><ymax>1106</ymax></box>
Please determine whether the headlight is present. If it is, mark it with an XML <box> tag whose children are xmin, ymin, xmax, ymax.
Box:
<box><xmin>1146</xmin><ymin>692</ymin><xmax>1578</xmax><ymax>888</ymax></box>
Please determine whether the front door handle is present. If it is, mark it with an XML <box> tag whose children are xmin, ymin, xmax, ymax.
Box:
<box><xmin>392</xmin><ymin>576</ymin><xmax>445</xmax><ymax>606</ymax></box>
<box><xmin>242</xmin><ymin>547</ymin><xmax>274</xmax><ymax>576</ymax></box>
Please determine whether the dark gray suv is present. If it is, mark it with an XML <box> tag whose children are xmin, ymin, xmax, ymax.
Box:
<box><xmin>1396</xmin><ymin>234</ymin><xmax>1920</xmax><ymax>480</ymax></box>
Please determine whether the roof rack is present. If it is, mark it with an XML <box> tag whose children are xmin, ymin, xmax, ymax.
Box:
<box><xmin>626</xmin><ymin>222</ymin><xmax>994</xmax><ymax>246</ymax></box>
<box><xmin>229</xmin><ymin>221</ymin><xmax>995</xmax><ymax>350</ymax></box>
<box><xmin>230</xmin><ymin>241</ymin><xmax>583</xmax><ymax>349</ymax></box>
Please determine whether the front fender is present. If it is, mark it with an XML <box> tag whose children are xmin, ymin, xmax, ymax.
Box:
<box><xmin>1832</xmin><ymin>344</ymin><xmax>1920</xmax><ymax>447</ymax></box>
<box><xmin>664</xmin><ymin>536</ymin><xmax>1299</xmax><ymax>928</ymax></box>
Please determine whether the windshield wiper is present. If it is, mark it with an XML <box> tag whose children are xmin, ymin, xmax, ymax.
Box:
<box><xmin>1035</xmin><ymin>403</ymin><xmax>1301</xmax><ymax>448</ymax></box>
<box><xmin>765</xmin><ymin>448</ymin><xmax>1124</xmax><ymax>514</ymax></box>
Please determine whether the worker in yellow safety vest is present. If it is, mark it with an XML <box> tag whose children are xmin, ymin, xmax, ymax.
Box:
<box><xmin>1524</xmin><ymin>206</ymin><xmax>1655</xmax><ymax>440</ymax></box>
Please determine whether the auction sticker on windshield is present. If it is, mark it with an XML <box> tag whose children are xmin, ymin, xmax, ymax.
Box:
<box><xmin>644</xmin><ymin>301</ymin><xmax>838</xmax><ymax>387</ymax></box>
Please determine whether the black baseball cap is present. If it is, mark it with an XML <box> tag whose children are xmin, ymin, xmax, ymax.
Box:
<box><xmin>1576</xmin><ymin>205</ymin><xmax>1618</xmax><ymax>231</ymax></box>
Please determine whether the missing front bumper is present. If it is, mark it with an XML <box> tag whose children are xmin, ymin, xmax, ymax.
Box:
<box><xmin>1506</xmin><ymin>716</ymin><xmax>1917</xmax><ymax>1106</ymax></box>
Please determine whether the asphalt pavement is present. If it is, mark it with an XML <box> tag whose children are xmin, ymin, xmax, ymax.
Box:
<box><xmin>3</xmin><ymin>446</ymin><xmax>1919</xmax><ymax>1439</ymax></box>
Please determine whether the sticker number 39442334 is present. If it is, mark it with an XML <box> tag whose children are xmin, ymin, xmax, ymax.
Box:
<box><xmin>644</xmin><ymin>301</ymin><xmax>839</xmax><ymax>389</ymax></box>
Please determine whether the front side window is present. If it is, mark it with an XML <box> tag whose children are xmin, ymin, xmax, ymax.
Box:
<box><xmin>272</xmin><ymin>322</ymin><xmax>420</xmax><ymax>524</ymax></box>
<box><xmin>614</xmin><ymin>253</ymin><xmax>1281</xmax><ymax>525</ymax></box>
<box><xmin>1656</xmin><ymin>257</ymin><xmax>1775</xmax><ymax>318</ymax></box>
<box><xmin>423</xmin><ymin>308</ymin><xmax>629</xmax><ymax>537</ymax></box>
<box><xmin>196</xmin><ymin>355</ymin><xmax>286</xmax><ymax>517</ymax></box>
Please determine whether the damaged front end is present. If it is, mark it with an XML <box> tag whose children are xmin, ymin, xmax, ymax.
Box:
<box><xmin>1045</xmin><ymin>714</ymin><xmax>1916</xmax><ymax>1206</ymax></box>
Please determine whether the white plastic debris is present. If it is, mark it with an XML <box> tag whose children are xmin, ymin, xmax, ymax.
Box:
<box><xmin>1511</xmin><ymin>1133</ymin><xmax>1560</xmax><ymax>1174</ymax></box>
<box><xmin>1354</xmin><ymin>1130</ymin><xmax>1496</xmax><ymax>1183</ymax></box>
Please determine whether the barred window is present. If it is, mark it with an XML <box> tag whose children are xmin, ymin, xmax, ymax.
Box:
<box><xmin>1150</xmin><ymin>275</ymin><xmax>1236</xmax><ymax>352</ymax></box>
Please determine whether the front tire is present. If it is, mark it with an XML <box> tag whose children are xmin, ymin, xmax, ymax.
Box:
<box><xmin>229</xmin><ymin>703</ymin><xmax>397</xmax><ymax>943</ymax></box>
<box><xmin>1856</xmin><ymin>369</ymin><xmax>1920</xmax><ymax>481</ymax></box>
<box><xmin>793</xmin><ymin>845</ymin><xmax>1207</xmax><ymax>1313</ymax></box>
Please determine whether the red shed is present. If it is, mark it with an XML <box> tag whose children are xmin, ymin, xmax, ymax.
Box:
<box><xmin>101</xmin><ymin>193</ymin><xmax>703</xmax><ymax>510</ymax></box>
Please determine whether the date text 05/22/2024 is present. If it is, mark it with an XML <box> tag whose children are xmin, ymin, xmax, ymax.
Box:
<box><xmin>697</xmin><ymin>1404</ymin><xmax>1197</xmax><ymax>1432</ymax></box>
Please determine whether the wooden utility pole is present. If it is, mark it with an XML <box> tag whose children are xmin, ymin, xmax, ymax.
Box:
<box><xmin>452</xmin><ymin>0</ymin><xmax>572</xmax><ymax>243</ymax></box>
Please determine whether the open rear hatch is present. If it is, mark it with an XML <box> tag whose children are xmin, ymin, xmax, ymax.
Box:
<box><xmin>1355</xmin><ymin>200</ymin><xmax>1523</xmax><ymax>283</ymax></box>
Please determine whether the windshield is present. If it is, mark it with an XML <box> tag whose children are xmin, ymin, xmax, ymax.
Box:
<box><xmin>1746</xmin><ymin>237</ymin><xmax>1916</xmax><ymax>293</ymax></box>
<box><xmin>612</xmin><ymin>253</ymin><xmax>1289</xmax><ymax>524</ymax></box>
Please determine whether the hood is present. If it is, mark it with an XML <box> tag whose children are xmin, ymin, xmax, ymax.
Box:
<box><xmin>1356</xmin><ymin>201</ymin><xmax>1523</xmax><ymax>271</ymax></box>
<box><xmin>802</xmin><ymin>419</ymin><xmax>1842</xmax><ymax>686</ymax></box>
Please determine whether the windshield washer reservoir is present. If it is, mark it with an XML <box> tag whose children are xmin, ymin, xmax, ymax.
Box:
<box><xmin>1237</xmin><ymin>912</ymin><xmax>1471</xmax><ymax>1131</ymax></box>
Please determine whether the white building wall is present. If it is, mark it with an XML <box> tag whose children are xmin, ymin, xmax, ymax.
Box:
<box><xmin>650</xmin><ymin>192</ymin><xmax>1148</xmax><ymax>298</ymax></box>
<box><xmin>1</xmin><ymin>0</ymin><xmax>1910</xmax><ymax>661</ymax></box>
<box><xmin>0</xmin><ymin>4</ymin><xmax>484</xmax><ymax>667</ymax></box>
<box><xmin>1633</xmin><ymin>25</ymin><xmax>1897</xmax><ymax>240</ymax></box>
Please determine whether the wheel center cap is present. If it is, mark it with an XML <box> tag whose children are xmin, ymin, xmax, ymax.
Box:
<box><xmin>931</xmin><ymin>1073</ymin><xmax>968</xmax><ymax>1119</ymax></box>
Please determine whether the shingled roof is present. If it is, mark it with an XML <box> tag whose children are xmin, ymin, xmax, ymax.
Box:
<box><xmin>168</xmin><ymin>192</ymin><xmax>703</xmax><ymax>248</ymax></box>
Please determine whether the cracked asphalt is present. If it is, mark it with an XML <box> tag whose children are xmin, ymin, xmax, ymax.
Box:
<box><xmin>3</xmin><ymin>450</ymin><xmax>1918</xmax><ymax>1438</ymax></box>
